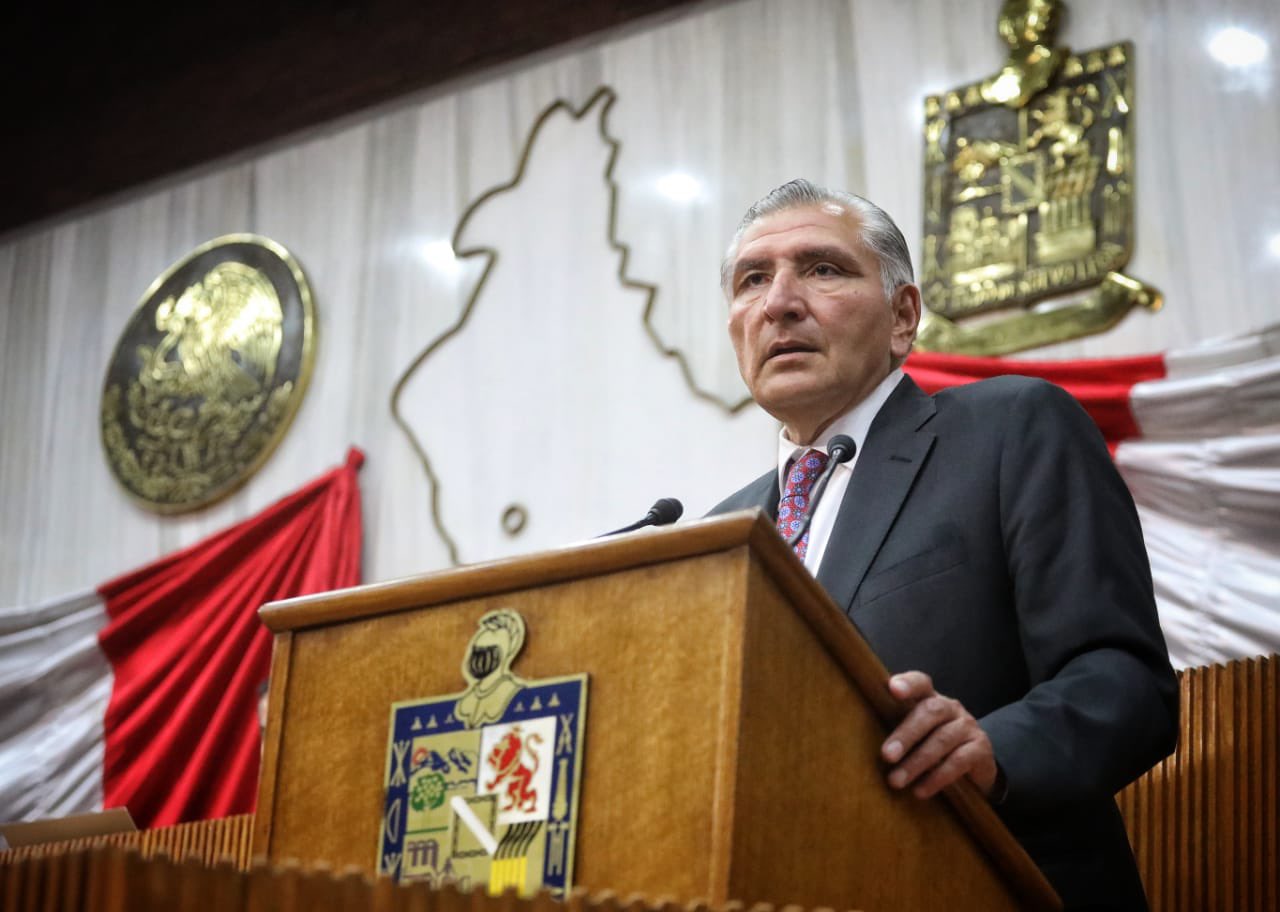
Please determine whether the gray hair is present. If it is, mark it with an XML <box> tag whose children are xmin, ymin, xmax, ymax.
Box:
<box><xmin>719</xmin><ymin>179</ymin><xmax>915</xmax><ymax>300</ymax></box>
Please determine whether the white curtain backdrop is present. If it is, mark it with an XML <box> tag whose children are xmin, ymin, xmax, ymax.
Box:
<box><xmin>2</xmin><ymin>0</ymin><xmax>1277</xmax><ymax>672</ymax></box>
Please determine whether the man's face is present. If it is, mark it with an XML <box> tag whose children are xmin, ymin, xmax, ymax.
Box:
<box><xmin>726</xmin><ymin>203</ymin><xmax>919</xmax><ymax>444</ymax></box>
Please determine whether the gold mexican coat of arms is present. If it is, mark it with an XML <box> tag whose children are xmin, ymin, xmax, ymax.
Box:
<box><xmin>100</xmin><ymin>235</ymin><xmax>315</xmax><ymax>512</ymax></box>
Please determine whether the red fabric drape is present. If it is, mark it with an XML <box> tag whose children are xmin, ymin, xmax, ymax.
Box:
<box><xmin>97</xmin><ymin>448</ymin><xmax>365</xmax><ymax>828</ymax></box>
<box><xmin>905</xmin><ymin>351</ymin><xmax>1167</xmax><ymax>448</ymax></box>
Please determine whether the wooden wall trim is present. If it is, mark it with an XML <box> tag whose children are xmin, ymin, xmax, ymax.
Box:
<box><xmin>1117</xmin><ymin>653</ymin><xmax>1278</xmax><ymax>912</ymax></box>
<box><xmin>0</xmin><ymin>813</ymin><xmax>254</xmax><ymax>870</ymax></box>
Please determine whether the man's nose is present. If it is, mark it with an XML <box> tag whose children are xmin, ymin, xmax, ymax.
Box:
<box><xmin>762</xmin><ymin>268</ymin><xmax>807</xmax><ymax>321</ymax></box>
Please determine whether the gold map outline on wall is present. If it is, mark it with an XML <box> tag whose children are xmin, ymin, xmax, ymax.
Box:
<box><xmin>390</xmin><ymin>86</ymin><xmax>754</xmax><ymax>566</ymax></box>
<box><xmin>917</xmin><ymin>0</ymin><xmax>1162</xmax><ymax>355</ymax></box>
<box><xmin>100</xmin><ymin>234</ymin><xmax>316</xmax><ymax>513</ymax></box>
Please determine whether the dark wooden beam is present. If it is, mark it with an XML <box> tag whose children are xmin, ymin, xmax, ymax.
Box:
<box><xmin>0</xmin><ymin>0</ymin><xmax>703</xmax><ymax>235</ymax></box>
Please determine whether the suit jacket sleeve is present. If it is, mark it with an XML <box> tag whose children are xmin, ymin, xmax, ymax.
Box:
<box><xmin>980</xmin><ymin>379</ymin><xmax>1178</xmax><ymax>815</ymax></box>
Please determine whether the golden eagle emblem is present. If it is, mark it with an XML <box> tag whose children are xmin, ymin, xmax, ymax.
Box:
<box><xmin>101</xmin><ymin>235</ymin><xmax>315</xmax><ymax>512</ymax></box>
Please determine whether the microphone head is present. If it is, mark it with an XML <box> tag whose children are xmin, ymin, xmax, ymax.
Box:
<box><xmin>827</xmin><ymin>434</ymin><xmax>857</xmax><ymax>464</ymax></box>
<box><xmin>648</xmin><ymin>497</ymin><xmax>684</xmax><ymax>526</ymax></box>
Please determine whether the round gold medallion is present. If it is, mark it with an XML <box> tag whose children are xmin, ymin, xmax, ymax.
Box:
<box><xmin>100</xmin><ymin>234</ymin><xmax>316</xmax><ymax>513</ymax></box>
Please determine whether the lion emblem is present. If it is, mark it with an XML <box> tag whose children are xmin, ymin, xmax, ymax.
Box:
<box><xmin>484</xmin><ymin>725</ymin><xmax>543</xmax><ymax>813</ymax></box>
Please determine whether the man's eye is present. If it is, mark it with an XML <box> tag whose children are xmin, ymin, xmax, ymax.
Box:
<box><xmin>741</xmin><ymin>272</ymin><xmax>768</xmax><ymax>288</ymax></box>
<box><xmin>813</xmin><ymin>263</ymin><xmax>840</xmax><ymax>277</ymax></box>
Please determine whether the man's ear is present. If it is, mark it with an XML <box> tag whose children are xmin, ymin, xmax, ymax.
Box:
<box><xmin>890</xmin><ymin>284</ymin><xmax>922</xmax><ymax>359</ymax></box>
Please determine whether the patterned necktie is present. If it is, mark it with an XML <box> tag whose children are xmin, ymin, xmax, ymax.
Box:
<box><xmin>777</xmin><ymin>448</ymin><xmax>829</xmax><ymax>561</ymax></box>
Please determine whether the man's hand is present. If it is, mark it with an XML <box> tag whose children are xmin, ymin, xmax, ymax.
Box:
<box><xmin>880</xmin><ymin>671</ymin><xmax>999</xmax><ymax>800</ymax></box>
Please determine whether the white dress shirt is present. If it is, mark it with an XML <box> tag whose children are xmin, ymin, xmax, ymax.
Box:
<box><xmin>776</xmin><ymin>368</ymin><xmax>905</xmax><ymax>574</ymax></box>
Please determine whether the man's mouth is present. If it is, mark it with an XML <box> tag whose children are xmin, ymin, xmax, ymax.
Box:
<box><xmin>766</xmin><ymin>342</ymin><xmax>817</xmax><ymax>362</ymax></box>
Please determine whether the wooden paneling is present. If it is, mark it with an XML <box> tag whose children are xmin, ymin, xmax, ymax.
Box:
<box><xmin>0</xmin><ymin>813</ymin><xmax>254</xmax><ymax>869</ymax></box>
<box><xmin>2</xmin><ymin>845</ymin><xmax>876</xmax><ymax>912</ymax></box>
<box><xmin>1117</xmin><ymin>654</ymin><xmax>1278</xmax><ymax>912</ymax></box>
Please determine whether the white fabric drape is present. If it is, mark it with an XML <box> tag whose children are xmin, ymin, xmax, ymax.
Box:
<box><xmin>0</xmin><ymin>590</ymin><xmax>110</xmax><ymax>822</ymax></box>
<box><xmin>1116</xmin><ymin>325</ymin><xmax>1280</xmax><ymax>669</ymax></box>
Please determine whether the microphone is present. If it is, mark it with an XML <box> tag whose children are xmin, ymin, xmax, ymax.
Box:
<box><xmin>602</xmin><ymin>497</ymin><xmax>684</xmax><ymax>536</ymax></box>
<box><xmin>785</xmin><ymin>434</ymin><xmax>856</xmax><ymax>550</ymax></box>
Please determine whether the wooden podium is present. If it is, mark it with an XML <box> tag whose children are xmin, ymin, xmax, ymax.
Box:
<box><xmin>253</xmin><ymin>512</ymin><xmax>1059</xmax><ymax>911</ymax></box>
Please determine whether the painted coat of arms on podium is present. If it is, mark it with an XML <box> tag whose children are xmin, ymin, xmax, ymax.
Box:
<box><xmin>378</xmin><ymin>609</ymin><xmax>587</xmax><ymax>895</ymax></box>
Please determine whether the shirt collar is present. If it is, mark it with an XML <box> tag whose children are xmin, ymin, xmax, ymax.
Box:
<box><xmin>775</xmin><ymin>368</ymin><xmax>905</xmax><ymax>491</ymax></box>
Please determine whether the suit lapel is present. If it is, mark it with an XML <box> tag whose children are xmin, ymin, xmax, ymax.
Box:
<box><xmin>816</xmin><ymin>376</ymin><xmax>937</xmax><ymax>613</ymax></box>
<box><xmin>742</xmin><ymin>470</ymin><xmax>781</xmax><ymax>521</ymax></box>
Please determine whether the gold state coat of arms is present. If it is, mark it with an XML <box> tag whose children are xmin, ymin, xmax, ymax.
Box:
<box><xmin>917</xmin><ymin>0</ymin><xmax>1162</xmax><ymax>355</ymax></box>
<box><xmin>379</xmin><ymin>610</ymin><xmax>587</xmax><ymax>895</ymax></box>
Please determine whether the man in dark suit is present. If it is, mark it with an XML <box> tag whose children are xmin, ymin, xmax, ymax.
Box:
<box><xmin>710</xmin><ymin>179</ymin><xmax>1177</xmax><ymax>910</ymax></box>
